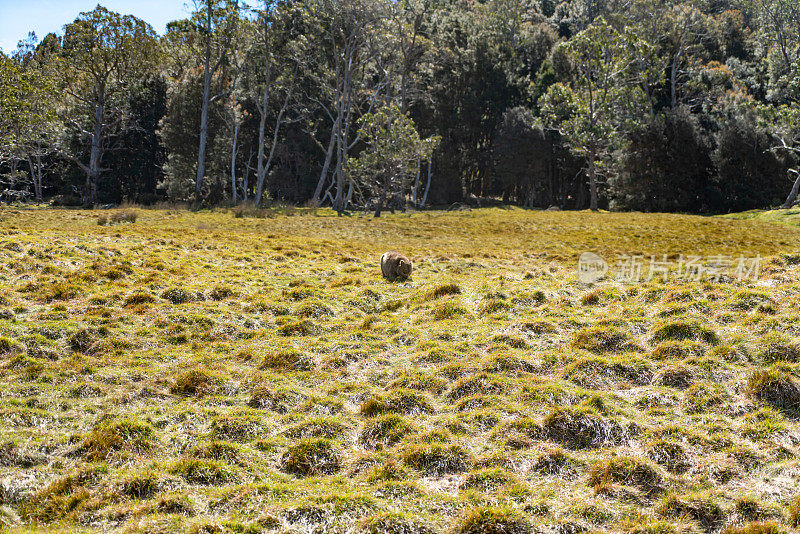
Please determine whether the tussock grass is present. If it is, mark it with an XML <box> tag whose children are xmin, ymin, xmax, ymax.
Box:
<box><xmin>3</xmin><ymin>207</ymin><xmax>800</xmax><ymax>532</ymax></box>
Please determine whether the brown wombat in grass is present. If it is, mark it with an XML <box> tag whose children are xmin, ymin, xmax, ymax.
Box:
<box><xmin>380</xmin><ymin>251</ymin><xmax>412</xmax><ymax>281</ymax></box>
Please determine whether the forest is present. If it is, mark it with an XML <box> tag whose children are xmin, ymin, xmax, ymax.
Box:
<box><xmin>0</xmin><ymin>0</ymin><xmax>799</xmax><ymax>213</ymax></box>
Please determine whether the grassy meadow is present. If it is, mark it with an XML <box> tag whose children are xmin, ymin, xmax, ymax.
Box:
<box><xmin>1</xmin><ymin>206</ymin><xmax>800</xmax><ymax>533</ymax></box>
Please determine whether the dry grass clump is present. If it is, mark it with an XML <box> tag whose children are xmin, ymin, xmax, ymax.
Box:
<box><xmin>170</xmin><ymin>368</ymin><xmax>220</xmax><ymax>396</ymax></box>
<box><xmin>161</xmin><ymin>287</ymin><xmax>194</xmax><ymax>304</ymax></box>
<box><xmin>169</xmin><ymin>457</ymin><xmax>237</xmax><ymax>484</ymax></box>
<box><xmin>281</xmin><ymin>438</ymin><xmax>342</xmax><ymax>476</ymax></box>
<box><xmin>360</xmin><ymin>414</ymin><xmax>418</xmax><ymax>449</ymax></box>
<box><xmin>403</xmin><ymin>443</ymin><xmax>471</xmax><ymax>475</ymax></box>
<box><xmin>650</xmin><ymin>321</ymin><xmax>720</xmax><ymax>345</ymax></box>
<box><xmin>358</xmin><ymin>512</ymin><xmax>434</xmax><ymax>534</ymax></box>
<box><xmin>571</xmin><ymin>326</ymin><xmax>637</xmax><ymax>353</ymax></box>
<box><xmin>756</xmin><ymin>333</ymin><xmax>800</xmax><ymax>363</ymax></box>
<box><xmin>232</xmin><ymin>202</ymin><xmax>274</xmax><ymax>218</ymax></box>
<box><xmin>360</xmin><ymin>389</ymin><xmax>435</xmax><ymax>416</ymax></box>
<box><xmin>98</xmin><ymin>209</ymin><xmax>138</xmax><ymax>225</ymax></box>
<box><xmin>423</xmin><ymin>282</ymin><xmax>461</xmax><ymax>300</ymax></box>
<box><xmin>746</xmin><ymin>369</ymin><xmax>800</xmax><ymax>415</ymax></box>
<box><xmin>657</xmin><ymin>492</ymin><xmax>725</xmax><ymax>532</ymax></box>
<box><xmin>588</xmin><ymin>456</ymin><xmax>662</xmax><ymax>495</ymax></box>
<box><xmin>647</xmin><ymin>440</ymin><xmax>690</xmax><ymax>473</ymax></box>
<box><xmin>542</xmin><ymin>406</ymin><xmax>626</xmax><ymax>449</ymax></box>
<box><xmin>450</xmin><ymin>506</ymin><xmax>532</xmax><ymax>534</ymax></box>
<box><xmin>721</xmin><ymin>524</ymin><xmax>785</xmax><ymax>534</ymax></box>
<box><xmin>261</xmin><ymin>349</ymin><xmax>315</xmax><ymax>371</ymax></box>
<box><xmin>80</xmin><ymin>417</ymin><xmax>154</xmax><ymax>461</ymax></box>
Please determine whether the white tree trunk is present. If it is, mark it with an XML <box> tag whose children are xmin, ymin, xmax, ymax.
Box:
<box><xmin>782</xmin><ymin>170</ymin><xmax>800</xmax><ymax>209</ymax></box>
<box><xmin>196</xmin><ymin>2</ymin><xmax>213</xmax><ymax>198</ymax></box>
<box><xmin>231</xmin><ymin>121</ymin><xmax>239</xmax><ymax>203</ymax></box>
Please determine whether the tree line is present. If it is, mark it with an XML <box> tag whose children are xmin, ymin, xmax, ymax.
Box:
<box><xmin>0</xmin><ymin>0</ymin><xmax>799</xmax><ymax>213</ymax></box>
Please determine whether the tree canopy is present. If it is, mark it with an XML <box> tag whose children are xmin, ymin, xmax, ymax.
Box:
<box><xmin>0</xmin><ymin>0</ymin><xmax>798</xmax><ymax>212</ymax></box>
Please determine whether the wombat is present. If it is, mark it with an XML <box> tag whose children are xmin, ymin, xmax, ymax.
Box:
<box><xmin>380</xmin><ymin>251</ymin><xmax>412</xmax><ymax>281</ymax></box>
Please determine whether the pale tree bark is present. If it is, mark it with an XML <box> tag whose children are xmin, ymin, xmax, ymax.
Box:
<box><xmin>312</xmin><ymin>118</ymin><xmax>339</xmax><ymax>204</ymax></box>
<box><xmin>255</xmin><ymin>75</ymin><xmax>295</xmax><ymax>205</ymax></box>
<box><xmin>34</xmin><ymin>143</ymin><xmax>43</xmax><ymax>202</ymax></box>
<box><xmin>196</xmin><ymin>4</ymin><xmax>214</xmax><ymax>197</ymax></box>
<box><xmin>782</xmin><ymin>170</ymin><xmax>800</xmax><ymax>209</ymax></box>
<box><xmin>195</xmin><ymin>0</ymin><xmax>239</xmax><ymax>199</ymax></box>
<box><xmin>230</xmin><ymin>121</ymin><xmax>239</xmax><ymax>203</ymax></box>
<box><xmin>420</xmin><ymin>159</ymin><xmax>432</xmax><ymax>207</ymax></box>
<box><xmin>587</xmin><ymin>150</ymin><xmax>598</xmax><ymax>211</ymax></box>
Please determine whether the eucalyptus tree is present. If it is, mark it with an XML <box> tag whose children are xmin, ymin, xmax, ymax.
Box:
<box><xmin>308</xmin><ymin>0</ymin><xmax>391</xmax><ymax>211</ymax></box>
<box><xmin>192</xmin><ymin>0</ymin><xmax>241</xmax><ymax>199</ymax></box>
<box><xmin>540</xmin><ymin>18</ymin><xmax>659</xmax><ymax>210</ymax></box>
<box><xmin>349</xmin><ymin>104</ymin><xmax>438</xmax><ymax>217</ymax></box>
<box><xmin>59</xmin><ymin>6</ymin><xmax>160</xmax><ymax>205</ymax></box>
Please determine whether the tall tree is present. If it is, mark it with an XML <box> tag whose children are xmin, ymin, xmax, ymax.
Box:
<box><xmin>193</xmin><ymin>0</ymin><xmax>240</xmax><ymax>200</ymax></box>
<box><xmin>59</xmin><ymin>6</ymin><xmax>159</xmax><ymax>205</ymax></box>
<box><xmin>540</xmin><ymin>18</ymin><xmax>659</xmax><ymax>210</ymax></box>
<box><xmin>349</xmin><ymin>103</ymin><xmax>438</xmax><ymax>216</ymax></box>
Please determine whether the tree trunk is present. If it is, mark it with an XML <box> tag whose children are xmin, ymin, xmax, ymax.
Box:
<box><xmin>85</xmin><ymin>98</ymin><xmax>104</xmax><ymax>206</ymax></box>
<box><xmin>195</xmin><ymin>3</ymin><xmax>213</xmax><ymax>198</ymax></box>
<box><xmin>412</xmin><ymin>157</ymin><xmax>420</xmax><ymax>207</ymax></box>
<box><xmin>254</xmin><ymin>33</ymin><xmax>271</xmax><ymax>206</ymax></box>
<box><xmin>231</xmin><ymin>121</ymin><xmax>239</xmax><ymax>203</ymax></box>
<box><xmin>420</xmin><ymin>159</ymin><xmax>432</xmax><ymax>207</ymax></box>
<box><xmin>34</xmin><ymin>143</ymin><xmax>43</xmax><ymax>201</ymax></box>
<box><xmin>670</xmin><ymin>35</ymin><xmax>685</xmax><ymax>109</ymax></box>
<box><xmin>587</xmin><ymin>152</ymin><xmax>598</xmax><ymax>211</ymax></box>
<box><xmin>312</xmin><ymin>118</ymin><xmax>338</xmax><ymax>204</ymax></box>
<box><xmin>782</xmin><ymin>170</ymin><xmax>800</xmax><ymax>209</ymax></box>
<box><xmin>243</xmin><ymin>147</ymin><xmax>252</xmax><ymax>201</ymax></box>
<box><xmin>374</xmin><ymin>188</ymin><xmax>387</xmax><ymax>217</ymax></box>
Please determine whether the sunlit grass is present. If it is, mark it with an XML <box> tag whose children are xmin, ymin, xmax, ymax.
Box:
<box><xmin>0</xmin><ymin>206</ymin><xmax>799</xmax><ymax>532</ymax></box>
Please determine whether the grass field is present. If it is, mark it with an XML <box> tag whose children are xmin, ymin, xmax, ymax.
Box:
<box><xmin>1</xmin><ymin>206</ymin><xmax>800</xmax><ymax>533</ymax></box>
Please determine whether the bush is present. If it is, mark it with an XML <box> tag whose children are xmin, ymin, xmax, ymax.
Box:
<box><xmin>281</xmin><ymin>438</ymin><xmax>342</xmax><ymax>476</ymax></box>
<box><xmin>450</xmin><ymin>506</ymin><xmax>533</xmax><ymax>534</ymax></box>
